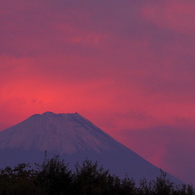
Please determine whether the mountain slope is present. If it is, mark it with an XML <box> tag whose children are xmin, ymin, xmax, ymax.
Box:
<box><xmin>0</xmin><ymin>112</ymin><xmax>182</xmax><ymax>184</ymax></box>
<box><xmin>0</xmin><ymin>112</ymin><xmax>118</xmax><ymax>154</ymax></box>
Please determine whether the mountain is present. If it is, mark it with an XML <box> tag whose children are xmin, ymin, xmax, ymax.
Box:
<box><xmin>0</xmin><ymin>111</ymin><xmax>181</xmax><ymax>184</ymax></box>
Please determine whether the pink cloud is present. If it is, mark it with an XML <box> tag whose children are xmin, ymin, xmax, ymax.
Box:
<box><xmin>0</xmin><ymin>0</ymin><xmax>194</xmax><ymax>123</ymax></box>
<box><xmin>141</xmin><ymin>1</ymin><xmax>195</xmax><ymax>36</ymax></box>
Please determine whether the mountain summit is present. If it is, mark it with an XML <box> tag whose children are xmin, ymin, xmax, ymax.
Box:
<box><xmin>0</xmin><ymin>112</ymin><xmax>181</xmax><ymax>184</ymax></box>
<box><xmin>0</xmin><ymin>112</ymin><xmax>117</xmax><ymax>154</ymax></box>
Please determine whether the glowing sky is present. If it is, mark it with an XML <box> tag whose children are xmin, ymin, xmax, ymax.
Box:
<box><xmin>0</xmin><ymin>0</ymin><xmax>195</xmax><ymax>184</ymax></box>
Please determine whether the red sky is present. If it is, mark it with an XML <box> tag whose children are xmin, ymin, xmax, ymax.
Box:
<box><xmin>0</xmin><ymin>0</ymin><xmax>195</xmax><ymax>184</ymax></box>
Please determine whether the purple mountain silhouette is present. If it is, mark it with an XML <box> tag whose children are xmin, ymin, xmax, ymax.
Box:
<box><xmin>0</xmin><ymin>112</ymin><xmax>181</xmax><ymax>184</ymax></box>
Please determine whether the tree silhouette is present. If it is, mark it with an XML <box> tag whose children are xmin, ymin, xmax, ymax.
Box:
<box><xmin>35</xmin><ymin>155</ymin><xmax>73</xmax><ymax>195</ymax></box>
<box><xmin>0</xmin><ymin>156</ymin><xmax>194</xmax><ymax>195</ymax></box>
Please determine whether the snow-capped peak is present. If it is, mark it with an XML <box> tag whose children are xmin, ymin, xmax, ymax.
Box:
<box><xmin>0</xmin><ymin>112</ymin><xmax>118</xmax><ymax>154</ymax></box>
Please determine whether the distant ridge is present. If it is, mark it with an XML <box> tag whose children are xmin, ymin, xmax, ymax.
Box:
<box><xmin>0</xmin><ymin>112</ymin><xmax>182</xmax><ymax>184</ymax></box>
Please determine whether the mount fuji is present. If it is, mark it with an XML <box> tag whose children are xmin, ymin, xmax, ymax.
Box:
<box><xmin>0</xmin><ymin>112</ymin><xmax>181</xmax><ymax>184</ymax></box>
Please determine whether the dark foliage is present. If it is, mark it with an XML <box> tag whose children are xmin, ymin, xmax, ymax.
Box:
<box><xmin>35</xmin><ymin>155</ymin><xmax>72</xmax><ymax>195</ymax></box>
<box><xmin>0</xmin><ymin>156</ymin><xmax>194</xmax><ymax>195</ymax></box>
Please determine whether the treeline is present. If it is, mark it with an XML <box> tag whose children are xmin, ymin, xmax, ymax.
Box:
<box><xmin>0</xmin><ymin>155</ymin><xmax>194</xmax><ymax>195</ymax></box>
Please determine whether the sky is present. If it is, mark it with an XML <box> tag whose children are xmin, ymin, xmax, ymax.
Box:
<box><xmin>0</xmin><ymin>0</ymin><xmax>195</xmax><ymax>185</ymax></box>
